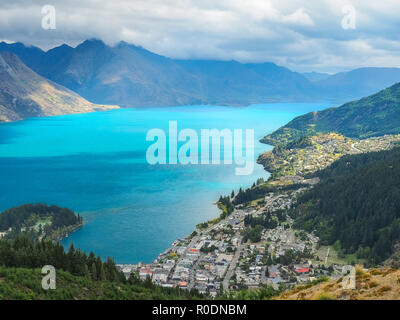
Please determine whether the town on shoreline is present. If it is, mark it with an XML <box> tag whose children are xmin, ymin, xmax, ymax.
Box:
<box><xmin>116</xmin><ymin>132</ymin><xmax>400</xmax><ymax>297</ymax></box>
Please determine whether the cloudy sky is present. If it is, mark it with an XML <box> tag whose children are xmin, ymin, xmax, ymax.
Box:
<box><xmin>1</xmin><ymin>0</ymin><xmax>400</xmax><ymax>73</ymax></box>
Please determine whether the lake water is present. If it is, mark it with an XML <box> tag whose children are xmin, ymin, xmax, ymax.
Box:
<box><xmin>0</xmin><ymin>103</ymin><xmax>327</xmax><ymax>263</ymax></box>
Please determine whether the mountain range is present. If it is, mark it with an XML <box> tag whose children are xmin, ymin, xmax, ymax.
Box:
<box><xmin>2</xmin><ymin>39</ymin><xmax>400</xmax><ymax>109</ymax></box>
<box><xmin>0</xmin><ymin>51</ymin><xmax>118</xmax><ymax>122</ymax></box>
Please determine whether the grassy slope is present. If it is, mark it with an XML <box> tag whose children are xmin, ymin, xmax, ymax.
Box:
<box><xmin>263</xmin><ymin>82</ymin><xmax>400</xmax><ymax>147</ymax></box>
<box><xmin>275</xmin><ymin>267</ymin><xmax>400</xmax><ymax>300</ymax></box>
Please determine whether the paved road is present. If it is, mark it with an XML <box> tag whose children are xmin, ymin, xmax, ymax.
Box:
<box><xmin>325</xmin><ymin>247</ymin><xmax>330</xmax><ymax>265</ymax></box>
<box><xmin>173</xmin><ymin>207</ymin><xmax>247</xmax><ymax>291</ymax></box>
<box><xmin>221</xmin><ymin>207</ymin><xmax>265</xmax><ymax>292</ymax></box>
<box><xmin>222</xmin><ymin>232</ymin><xmax>243</xmax><ymax>292</ymax></box>
<box><xmin>172</xmin><ymin>233</ymin><xmax>201</xmax><ymax>286</ymax></box>
<box><xmin>188</xmin><ymin>258</ymin><xmax>200</xmax><ymax>290</ymax></box>
<box><xmin>260</xmin><ymin>266</ymin><xmax>268</xmax><ymax>285</ymax></box>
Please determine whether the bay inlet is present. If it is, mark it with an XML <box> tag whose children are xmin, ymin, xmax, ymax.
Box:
<box><xmin>0</xmin><ymin>103</ymin><xmax>327</xmax><ymax>263</ymax></box>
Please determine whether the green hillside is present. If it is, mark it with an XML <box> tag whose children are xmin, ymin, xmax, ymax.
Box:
<box><xmin>0</xmin><ymin>235</ymin><xmax>202</xmax><ymax>300</ymax></box>
<box><xmin>0</xmin><ymin>204</ymin><xmax>83</xmax><ymax>241</ymax></box>
<box><xmin>0</xmin><ymin>205</ymin><xmax>202</xmax><ymax>300</ymax></box>
<box><xmin>263</xmin><ymin>82</ymin><xmax>400</xmax><ymax>147</ymax></box>
<box><xmin>292</xmin><ymin>147</ymin><xmax>400</xmax><ymax>265</ymax></box>
<box><xmin>0</xmin><ymin>266</ymin><xmax>198</xmax><ymax>300</ymax></box>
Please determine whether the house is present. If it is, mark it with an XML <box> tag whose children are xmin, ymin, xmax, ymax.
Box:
<box><xmin>295</xmin><ymin>267</ymin><xmax>310</xmax><ymax>274</ymax></box>
<box><xmin>294</xmin><ymin>264</ymin><xmax>311</xmax><ymax>274</ymax></box>
<box><xmin>255</xmin><ymin>255</ymin><xmax>263</xmax><ymax>264</ymax></box>
<box><xmin>139</xmin><ymin>267</ymin><xmax>153</xmax><ymax>279</ymax></box>
<box><xmin>196</xmin><ymin>273</ymin><xmax>208</xmax><ymax>284</ymax></box>
<box><xmin>215</xmin><ymin>254</ymin><xmax>233</xmax><ymax>264</ymax></box>
<box><xmin>121</xmin><ymin>266</ymin><xmax>133</xmax><ymax>278</ymax></box>
<box><xmin>268</xmin><ymin>265</ymin><xmax>280</xmax><ymax>278</ymax></box>
<box><xmin>228</xmin><ymin>218</ymin><xmax>240</xmax><ymax>225</ymax></box>
<box><xmin>152</xmin><ymin>271</ymin><xmax>168</xmax><ymax>284</ymax></box>
<box><xmin>256</xmin><ymin>244</ymin><xmax>265</xmax><ymax>251</ymax></box>
<box><xmin>178</xmin><ymin>259</ymin><xmax>193</xmax><ymax>268</ymax></box>
<box><xmin>163</xmin><ymin>260</ymin><xmax>175</xmax><ymax>272</ymax></box>
<box><xmin>269</xmin><ymin>276</ymin><xmax>283</xmax><ymax>290</ymax></box>
<box><xmin>176</xmin><ymin>247</ymin><xmax>187</xmax><ymax>255</ymax></box>
<box><xmin>172</xmin><ymin>272</ymin><xmax>181</xmax><ymax>281</ymax></box>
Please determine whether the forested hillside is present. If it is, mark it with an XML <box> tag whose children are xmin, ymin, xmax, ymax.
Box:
<box><xmin>0</xmin><ymin>235</ymin><xmax>202</xmax><ymax>300</ymax></box>
<box><xmin>293</xmin><ymin>147</ymin><xmax>400</xmax><ymax>264</ymax></box>
<box><xmin>0</xmin><ymin>204</ymin><xmax>83</xmax><ymax>241</ymax></box>
<box><xmin>0</xmin><ymin>266</ymin><xmax>196</xmax><ymax>300</ymax></box>
<box><xmin>263</xmin><ymin>82</ymin><xmax>400</xmax><ymax>147</ymax></box>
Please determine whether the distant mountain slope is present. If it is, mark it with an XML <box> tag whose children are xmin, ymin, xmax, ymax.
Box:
<box><xmin>175</xmin><ymin>60</ymin><xmax>315</xmax><ymax>104</ymax></box>
<box><xmin>3</xmin><ymin>40</ymin><xmax>400</xmax><ymax>107</ymax></box>
<box><xmin>0</xmin><ymin>51</ymin><xmax>118</xmax><ymax>122</ymax></box>
<box><xmin>0</xmin><ymin>40</ymin><xmax>317</xmax><ymax>107</ymax></box>
<box><xmin>263</xmin><ymin>82</ymin><xmax>400</xmax><ymax>146</ymax></box>
<box><xmin>302</xmin><ymin>72</ymin><xmax>330</xmax><ymax>82</ymax></box>
<box><xmin>316</xmin><ymin>67</ymin><xmax>400</xmax><ymax>101</ymax></box>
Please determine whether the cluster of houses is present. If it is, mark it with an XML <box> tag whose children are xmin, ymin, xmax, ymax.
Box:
<box><xmin>116</xmin><ymin>232</ymin><xmax>239</xmax><ymax>297</ymax></box>
<box><xmin>115</xmin><ymin>133</ymin><xmax>400</xmax><ymax>295</ymax></box>
<box><xmin>266</xmin><ymin>263</ymin><xmax>314</xmax><ymax>287</ymax></box>
<box><xmin>271</xmin><ymin>133</ymin><xmax>400</xmax><ymax>177</ymax></box>
<box><xmin>116</xmin><ymin>181</ymin><xmax>345</xmax><ymax>296</ymax></box>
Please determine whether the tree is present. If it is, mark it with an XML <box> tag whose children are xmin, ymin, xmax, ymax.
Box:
<box><xmin>91</xmin><ymin>263</ymin><xmax>97</xmax><ymax>281</ymax></box>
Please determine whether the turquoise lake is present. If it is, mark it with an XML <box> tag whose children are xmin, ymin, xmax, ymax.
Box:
<box><xmin>0</xmin><ymin>103</ymin><xmax>328</xmax><ymax>263</ymax></box>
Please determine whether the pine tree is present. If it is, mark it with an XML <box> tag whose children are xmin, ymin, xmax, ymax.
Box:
<box><xmin>83</xmin><ymin>264</ymin><xmax>90</xmax><ymax>279</ymax></box>
<box><xmin>91</xmin><ymin>262</ymin><xmax>97</xmax><ymax>281</ymax></box>
<box><xmin>99</xmin><ymin>264</ymin><xmax>107</xmax><ymax>281</ymax></box>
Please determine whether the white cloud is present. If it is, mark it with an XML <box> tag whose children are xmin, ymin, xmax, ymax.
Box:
<box><xmin>282</xmin><ymin>8</ymin><xmax>315</xmax><ymax>26</ymax></box>
<box><xmin>0</xmin><ymin>0</ymin><xmax>400</xmax><ymax>72</ymax></box>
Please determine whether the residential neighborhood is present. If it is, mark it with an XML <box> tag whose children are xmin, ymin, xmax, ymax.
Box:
<box><xmin>114</xmin><ymin>130</ymin><xmax>400</xmax><ymax>297</ymax></box>
<box><xmin>117</xmin><ymin>181</ymin><xmax>342</xmax><ymax>296</ymax></box>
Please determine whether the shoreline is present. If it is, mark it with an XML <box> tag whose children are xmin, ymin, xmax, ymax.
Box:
<box><xmin>114</xmin><ymin>129</ymin><xmax>400</xmax><ymax>294</ymax></box>
<box><xmin>2</xmin><ymin>103</ymin><xmax>326</xmax><ymax>265</ymax></box>
<box><xmin>114</xmin><ymin>138</ymin><xmax>274</xmax><ymax>276</ymax></box>
<box><xmin>56</xmin><ymin>221</ymin><xmax>84</xmax><ymax>243</ymax></box>
<box><xmin>0</xmin><ymin>101</ymin><xmax>332</xmax><ymax>125</ymax></box>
